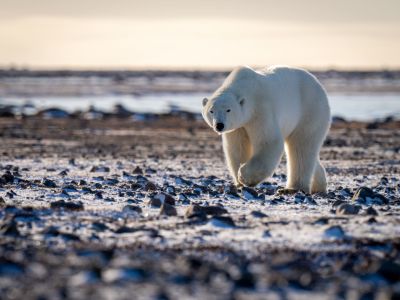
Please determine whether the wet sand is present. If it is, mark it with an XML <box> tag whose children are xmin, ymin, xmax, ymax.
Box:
<box><xmin>0</xmin><ymin>115</ymin><xmax>400</xmax><ymax>299</ymax></box>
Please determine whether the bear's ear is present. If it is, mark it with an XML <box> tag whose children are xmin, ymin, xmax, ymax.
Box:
<box><xmin>202</xmin><ymin>97</ymin><xmax>208</xmax><ymax>107</ymax></box>
<box><xmin>239</xmin><ymin>98</ymin><xmax>245</xmax><ymax>106</ymax></box>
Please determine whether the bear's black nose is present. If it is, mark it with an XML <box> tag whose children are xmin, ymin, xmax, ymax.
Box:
<box><xmin>216</xmin><ymin>123</ymin><xmax>224</xmax><ymax>131</ymax></box>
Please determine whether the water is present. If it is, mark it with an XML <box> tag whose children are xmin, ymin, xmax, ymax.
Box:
<box><xmin>2</xmin><ymin>93</ymin><xmax>400</xmax><ymax>121</ymax></box>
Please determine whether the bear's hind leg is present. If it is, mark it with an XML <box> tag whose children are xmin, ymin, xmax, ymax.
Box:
<box><xmin>311</xmin><ymin>160</ymin><xmax>327</xmax><ymax>193</ymax></box>
<box><xmin>222</xmin><ymin>128</ymin><xmax>252</xmax><ymax>186</ymax></box>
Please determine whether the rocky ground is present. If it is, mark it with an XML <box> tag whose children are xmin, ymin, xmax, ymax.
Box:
<box><xmin>0</xmin><ymin>115</ymin><xmax>399</xmax><ymax>300</ymax></box>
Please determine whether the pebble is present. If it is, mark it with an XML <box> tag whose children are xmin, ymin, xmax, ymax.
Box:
<box><xmin>50</xmin><ymin>200</ymin><xmax>84</xmax><ymax>211</ymax></box>
<box><xmin>250</xmin><ymin>211</ymin><xmax>268</xmax><ymax>218</ymax></box>
<box><xmin>336</xmin><ymin>203</ymin><xmax>361</xmax><ymax>215</ymax></box>
<box><xmin>58</xmin><ymin>170</ymin><xmax>68</xmax><ymax>176</ymax></box>
<box><xmin>123</xmin><ymin>205</ymin><xmax>142</xmax><ymax>214</ymax></box>
<box><xmin>147</xmin><ymin>197</ymin><xmax>162</xmax><ymax>208</ymax></box>
<box><xmin>90</xmin><ymin>166</ymin><xmax>110</xmax><ymax>173</ymax></box>
<box><xmin>241</xmin><ymin>187</ymin><xmax>259</xmax><ymax>200</ymax></box>
<box><xmin>159</xmin><ymin>203</ymin><xmax>177</xmax><ymax>216</ymax></box>
<box><xmin>1</xmin><ymin>172</ymin><xmax>14</xmax><ymax>184</ymax></box>
<box><xmin>324</xmin><ymin>225</ymin><xmax>346</xmax><ymax>239</ymax></box>
<box><xmin>131</xmin><ymin>183</ymin><xmax>142</xmax><ymax>190</ymax></box>
<box><xmin>185</xmin><ymin>204</ymin><xmax>228</xmax><ymax>218</ymax></box>
<box><xmin>63</xmin><ymin>185</ymin><xmax>78</xmax><ymax>192</ymax></box>
<box><xmin>144</xmin><ymin>181</ymin><xmax>157</xmax><ymax>191</ymax></box>
<box><xmin>332</xmin><ymin>200</ymin><xmax>346</xmax><ymax>208</ymax></box>
<box><xmin>208</xmin><ymin>216</ymin><xmax>236</xmax><ymax>228</ymax></box>
<box><xmin>42</xmin><ymin>178</ymin><xmax>57</xmax><ymax>188</ymax></box>
<box><xmin>0</xmin><ymin>216</ymin><xmax>20</xmax><ymax>236</ymax></box>
<box><xmin>133</xmin><ymin>166</ymin><xmax>143</xmax><ymax>174</ymax></box>
<box><xmin>175</xmin><ymin>177</ymin><xmax>192</xmax><ymax>186</ymax></box>
<box><xmin>365</xmin><ymin>206</ymin><xmax>378</xmax><ymax>216</ymax></box>
<box><xmin>352</xmin><ymin>187</ymin><xmax>389</xmax><ymax>205</ymax></box>
<box><xmin>262</xmin><ymin>230</ymin><xmax>272</xmax><ymax>237</ymax></box>
<box><xmin>150</xmin><ymin>193</ymin><xmax>176</xmax><ymax>207</ymax></box>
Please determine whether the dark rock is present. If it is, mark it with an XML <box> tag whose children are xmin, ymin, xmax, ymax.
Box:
<box><xmin>50</xmin><ymin>200</ymin><xmax>84</xmax><ymax>211</ymax></box>
<box><xmin>313</xmin><ymin>217</ymin><xmax>329</xmax><ymax>225</ymax></box>
<box><xmin>352</xmin><ymin>187</ymin><xmax>375</xmax><ymax>200</ymax></box>
<box><xmin>42</xmin><ymin>178</ymin><xmax>57</xmax><ymax>188</ymax></box>
<box><xmin>0</xmin><ymin>261</ymin><xmax>24</xmax><ymax>276</ymax></box>
<box><xmin>133</xmin><ymin>166</ymin><xmax>143</xmax><ymax>175</ymax></box>
<box><xmin>0</xmin><ymin>216</ymin><xmax>20</xmax><ymax>236</ymax></box>
<box><xmin>115</xmin><ymin>226</ymin><xmax>138</xmax><ymax>234</ymax></box>
<box><xmin>365</xmin><ymin>206</ymin><xmax>378</xmax><ymax>216</ymax></box>
<box><xmin>1</xmin><ymin>172</ymin><xmax>14</xmax><ymax>184</ymax></box>
<box><xmin>43</xmin><ymin>226</ymin><xmax>80</xmax><ymax>241</ymax></box>
<box><xmin>326</xmin><ymin>191</ymin><xmax>336</xmax><ymax>199</ymax></box>
<box><xmin>380</xmin><ymin>177</ymin><xmax>389</xmax><ymax>185</ymax></box>
<box><xmin>58</xmin><ymin>170</ymin><xmax>68</xmax><ymax>176</ymax></box>
<box><xmin>82</xmin><ymin>187</ymin><xmax>93</xmax><ymax>193</ymax></box>
<box><xmin>185</xmin><ymin>204</ymin><xmax>228</xmax><ymax>218</ymax></box>
<box><xmin>208</xmin><ymin>216</ymin><xmax>236</xmax><ymax>228</ymax></box>
<box><xmin>90</xmin><ymin>166</ymin><xmax>110</xmax><ymax>172</ymax></box>
<box><xmin>241</xmin><ymin>187</ymin><xmax>259</xmax><ymax>200</ymax></box>
<box><xmin>0</xmin><ymin>197</ymin><xmax>5</xmax><ymax>207</ymax></box>
<box><xmin>159</xmin><ymin>203</ymin><xmax>177</xmax><ymax>216</ymax></box>
<box><xmin>377</xmin><ymin>261</ymin><xmax>400</xmax><ymax>283</ymax></box>
<box><xmin>123</xmin><ymin>205</ymin><xmax>142</xmax><ymax>214</ymax></box>
<box><xmin>145</xmin><ymin>167</ymin><xmax>157</xmax><ymax>174</ymax></box>
<box><xmin>6</xmin><ymin>191</ymin><xmax>15</xmax><ymax>198</ymax></box>
<box><xmin>105</xmin><ymin>178</ymin><xmax>119</xmax><ymax>185</ymax></box>
<box><xmin>92</xmin><ymin>222</ymin><xmax>109</xmax><ymax>231</ymax></box>
<box><xmin>113</xmin><ymin>103</ymin><xmax>133</xmax><ymax>117</ymax></box>
<box><xmin>224</xmin><ymin>184</ymin><xmax>238</xmax><ymax>195</ymax></box>
<box><xmin>262</xmin><ymin>230</ymin><xmax>272</xmax><ymax>237</ymax></box>
<box><xmin>38</xmin><ymin>108</ymin><xmax>70</xmax><ymax>118</ymax></box>
<box><xmin>305</xmin><ymin>197</ymin><xmax>317</xmax><ymax>205</ymax></box>
<box><xmin>153</xmin><ymin>193</ymin><xmax>175</xmax><ymax>206</ymax></box>
<box><xmin>63</xmin><ymin>185</ymin><xmax>78</xmax><ymax>192</ymax></box>
<box><xmin>131</xmin><ymin>183</ymin><xmax>142</xmax><ymax>190</ymax></box>
<box><xmin>147</xmin><ymin>197</ymin><xmax>162</xmax><ymax>208</ymax></box>
<box><xmin>175</xmin><ymin>177</ymin><xmax>192</xmax><ymax>186</ymax></box>
<box><xmin>352</xmin><ymin>187</ymin><xmax>389</xmax><ymax>205</ymax></box>
<box><xmin>234</xmin><ymin>269</ymin><xmax>255</xmax><ymax>288</ymax></box>
<box><xmin>324</xmin><ymin>225</ymin><xmax>345</xmax><ymax>239</ymax></box>
<box><xmin>332</xmin><ymin>199</ymin><xmax>346</xmax><ymax>208</ymax></box>
<box><xmin>144</xmin><ymin>181</ymin><xmax>157</xmax><ymax>191</ymax></box>
<box><xmin>336</xmin><ymin>203</ymin><xmax>361</xmax><ymax>215</ymax></box>
<box><xmin>250</xmin><ymin>211</ymin><xmax>268</xmax><ymax>218</ymax></box>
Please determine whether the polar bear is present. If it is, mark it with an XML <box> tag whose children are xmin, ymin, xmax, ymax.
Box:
<box><xmin>202</xmin><ymin>65</ymin><xmax>331</xmax><ymax>194</ymax></box>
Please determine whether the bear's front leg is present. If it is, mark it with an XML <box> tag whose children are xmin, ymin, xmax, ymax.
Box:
<box><xmin>222</xmin><ymin>128</ymin><xmax>252</xmax><ymax>186</ymax></box>
<box><xmin>238</xmin><ymin>137</ymin><xmax>284</xmax><ymax>187</ymax></box>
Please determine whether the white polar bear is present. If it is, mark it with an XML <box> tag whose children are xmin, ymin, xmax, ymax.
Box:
<box><xmin>202</xmin><ymin>65</ymin><xmax>331</xmax><ymax>194</ymax></box>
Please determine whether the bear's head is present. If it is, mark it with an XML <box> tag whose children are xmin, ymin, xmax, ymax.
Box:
<box><xmin>202</xmin><ymin>93</ymin><xmax>249</xmax><ymax>134</ymax></box>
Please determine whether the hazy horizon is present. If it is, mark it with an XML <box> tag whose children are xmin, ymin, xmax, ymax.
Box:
<box><xmin>1</xmin><ymin>0</ymin><xmax>399</xmax><ymax>70</ymax></box>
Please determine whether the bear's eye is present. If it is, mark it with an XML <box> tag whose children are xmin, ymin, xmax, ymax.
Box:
<box><xmin>226</xmin><ymin>109</ymin><xmax>231</xmax><ymax>112</ymax></box>
<box><xmin>210</xmin><ymin>110</ymin><xmax>214</xmax><ymax>114</ymax></box>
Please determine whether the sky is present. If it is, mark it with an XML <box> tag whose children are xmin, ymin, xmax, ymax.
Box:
<box><xmin>0</xmin><ymin>0</ymin><xmax>399</xmax><ymax>70</ymax></box>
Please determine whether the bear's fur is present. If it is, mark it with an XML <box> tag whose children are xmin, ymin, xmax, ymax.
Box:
<box><xmin>202</xmin><ymin>65</ymin><xmax>331</xmax><ymax>193</ymax></box>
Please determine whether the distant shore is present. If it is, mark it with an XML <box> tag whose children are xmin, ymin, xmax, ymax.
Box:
<box><xmin>1</xmin><ymin>68</ymin><xmax>400</xmax><ymax>97</ymax></box>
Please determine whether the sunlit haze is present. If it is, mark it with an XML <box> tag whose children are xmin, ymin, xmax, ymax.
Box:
<box><xmin>1</xmin><ymin>0</ymin><xmax>399</xmax><ymax>69</ymax></box>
